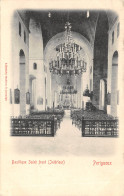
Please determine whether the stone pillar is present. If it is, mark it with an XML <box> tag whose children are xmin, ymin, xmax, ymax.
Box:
<box><xmin>111</xmin><ymin>65</ymin><xmax>118</xmax><ymax>117</ymax></box>
<box><xmin>33</xmin><ymin>79</ymin><xmax>37</xmax><ymax>109</ymax></box>
<box><xmin>99</xmin><ymin>79</ymin><xmax>105</xmax><ymax>110</ymax></box>
<box><xmin>47</xmin><ymin>71</ymin><xmax>52</xmax><ymax>108</ymax></box>
<box><xmin>35</xmin><ymin>60</ymin><xmax>45</xmax><ymax>111</ymax></box>
<box><xmin>29</xmin><ymin>18</ymin><xmax>44</xmax><ymax>111</ymax></box>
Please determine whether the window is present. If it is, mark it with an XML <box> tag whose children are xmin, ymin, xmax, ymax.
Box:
<box><xmin>87</xmin><ymin>10</ymin><xmax>90</xmax><ymax>18</ymax></box>
<box><xmin>33</xmin><ymin>63</ymin><xmax>37</xmax><ymax>70</ymax></box>
<box><xmin>117</xmin><ymin>23</ymin><xmax>120</xmax><ymax>37</ymax></box>
<box><xmin>112</xmin><ymin>31</ymin><xmax>114</xmax><ymax>44</ymax></box>
<box><xmin>19</xmin><ymin>22</ymin><xmax>21</xmax><ymax>36</ymax></box>
<box><xmin>24</xmin><ymin>31</ymin><xmax>26</xmax><ymax>43</ymax></box>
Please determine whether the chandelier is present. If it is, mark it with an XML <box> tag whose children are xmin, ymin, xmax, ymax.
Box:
<box><xmin>49</xmin><ymin>22</ymin><xmax>87</xmax><ymax>75</ymax></box>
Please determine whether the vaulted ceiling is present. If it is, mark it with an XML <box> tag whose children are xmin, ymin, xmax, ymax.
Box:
<box><xmin>18</xmin><ymin>9</ymin><xmax>118</xmax><ymax>48</ymax></box>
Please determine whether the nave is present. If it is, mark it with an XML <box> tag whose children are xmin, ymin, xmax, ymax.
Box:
<box><xmin>10</xmin><ymin>110</ymin><xmax>118</xmax><ymax>156</ymax></box>
<box><xmin>10</xmin><ymin>10</ymin><xmax>120</xmax><ymax>139</ymax></box>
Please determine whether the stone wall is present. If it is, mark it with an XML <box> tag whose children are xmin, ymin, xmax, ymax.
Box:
<box><xmin>107</xmin><ymin>17</ymin><xmax>119</xmax><ymax>117</ymax></box>
<box><xmin>29</xmin><ymin>18</ymin><xmax>45</xmax><ymax>111</ymax></box>
<box><xmin>11</xmin><ymin>11</ymin><xmax>29</xmax><ymax>116</ymax></box>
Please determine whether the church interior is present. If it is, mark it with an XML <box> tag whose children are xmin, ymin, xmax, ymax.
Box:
<box><xmin>10</xmin><ymin>9</ymin><xmax>119</xmax><ymax>137</ymax></box>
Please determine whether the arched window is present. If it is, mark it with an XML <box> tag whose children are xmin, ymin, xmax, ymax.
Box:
<box><xmin>117</xmin><ymin>23</ymin><xmax>120</xmax><ymax>37</ymax></box>
<box><xmin>33</xmin><ymin>63</ymin><xmax>37</xmax><ymax>70</ymax></box>
<box><xmin>24</xmin><ymin>31</ymin><xmax>26</xmax><ymax>43</ymax></box>
<box><xmin>112</xmin><ymin>31</ymin><xmax>114</xmax><ymax>44</ymax></box>
<box><xmin>19</xmin><ymin>22</ymin><xmax>21</xmax><ymax>36</ymax></box>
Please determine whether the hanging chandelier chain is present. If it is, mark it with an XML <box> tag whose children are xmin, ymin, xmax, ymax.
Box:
<box><xmin>49</xmin><ymin>21</ymin><xmax>87</xmax><ymax>75</ymax></box>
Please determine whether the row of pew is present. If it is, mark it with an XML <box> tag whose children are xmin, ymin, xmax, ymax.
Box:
<box><xmin>11</xmin><ymin>110</ymin><xmax>64</xmax><ymax>137</ymax></box>
<box><xmin>71</xmin><ymin>109</ymin><xmax>118</xmax><ymax>137</ymax></box>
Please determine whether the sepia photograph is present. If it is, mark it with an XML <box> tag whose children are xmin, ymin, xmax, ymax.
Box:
<box><xmin>0</xmin><ymin>1</ymin><xmax>124</xmax><ymax>196</ymax></box>
<box><xmin>10</xmin><ymin>9</ymin><xmax>119</xmax><ymax>155</ymax></box>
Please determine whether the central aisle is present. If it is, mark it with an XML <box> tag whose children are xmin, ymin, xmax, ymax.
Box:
<box><xmin>56</xmin><ymin>110</ymin><xmax>81</xmax><ymax>138</ymax></box>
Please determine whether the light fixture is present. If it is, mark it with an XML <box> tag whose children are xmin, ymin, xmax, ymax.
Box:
<box><xmin>49</xmin><ymin>21</ymin><xmax>87</xmax><ymax>75</ymax></box>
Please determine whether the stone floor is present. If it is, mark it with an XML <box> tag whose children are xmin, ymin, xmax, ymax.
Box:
<box><xmin>10</xmin><ymin>110</ymin><xmax>118</xmax><ymax>156</ymax></box>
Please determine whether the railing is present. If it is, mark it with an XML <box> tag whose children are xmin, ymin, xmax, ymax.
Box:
<box><xmin>82</xmin><ymin>119</ymin><xmax>119</xmax><ymax>137</ymax></box>
<box><xmin>11</xmin><ymin>117</ymin><xmax>58</xmax><ymax>137</ymax></box>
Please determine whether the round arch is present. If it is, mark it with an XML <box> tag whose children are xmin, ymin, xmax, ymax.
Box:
<box><xmin>44</xmin><ymin>31</ymin><xmax>93</xmax><ymax>66</ymax></box>
<box><xmin>44</xmin><ymin>32</ymin><xmax>93</xmax><ymax>109</ymax></box>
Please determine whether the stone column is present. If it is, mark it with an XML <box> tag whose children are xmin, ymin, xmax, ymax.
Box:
<box><xmin>35</xmin><ymin>60</ymin><xmax>45</xmax><ymax>111</ymax></box>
